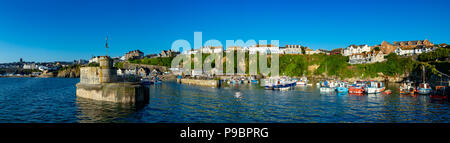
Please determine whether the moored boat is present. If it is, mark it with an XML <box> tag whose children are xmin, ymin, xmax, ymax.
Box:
<box><xmin>319</xmin><ymin>80</ymin><xmax>335</xmax><ymax>93</ymax></box>
<box><xmin>400</xmin><ymin>81</ymin><xmax>415</xmax><ymax>95</ymax></box>
<box><xmin>430</xmin><ymin>86</ymin><xmax>448</xmax><ymax>100</ymax></box>
<box><xmin>141</xmin><ymin>78</ymin><xmax>152</xmax><ymax>85</ymax></box>
<box><xmin>366</xmin><ymin>81</ymin><xmax>385</xmax><ymax>94</ymax></box>
<box><xmin>295</xmin><ymin>76</ymin><xmax>308</xmax><ymax>86</ymax></box>
<box><xmin>349</xmin><ymin>86</ymin><xmax>364</xmax><ymax>94</ymax></box>
<box><xmin>335</xmin><ymin>82</ymin><xmax>348</xmax><ymax>93</ymax></box>
<box><xmin>263</xmin><ymin>77</ymin><xmax>296</xmax><ymax>91</ymax></box>
<box><xmin>417</xmin><ymin>65</ymin><xmax>432</xmax><ymax>95</ymax></box>
<box><xmin>417</xmin><ymin>83</ymin><xmax>432</xmax><ymax>95</ymax></box>
<box><xmin>383</xmin><ymin>89</ymin><xmax>392</xmax><ymax>95</ymax></box>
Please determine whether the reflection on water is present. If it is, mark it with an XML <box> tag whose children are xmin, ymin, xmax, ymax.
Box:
<box><xmin>75</xmin><ymin>97</ymin><xmax>143</xmax><ymax>123</ymax></box>
<box><xmin>0</xmin><ymin>78</ymin><xmax>448</xmax><ymax>123</ymax></box>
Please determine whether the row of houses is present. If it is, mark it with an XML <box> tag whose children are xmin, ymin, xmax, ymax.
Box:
<box><xmin>89</xmin><ymin>49</ymin><xmax>181</xmax><ymax>64</ymax></box>
<box><xmin>117</xmin><ymin>67</ymin><xmax>161</xmax><ymax>77</ymax></box>
<box><xmin>182</xmin><ymin>44</ymin><xmax>329</xmax><ymax>55</ymax></box>
<box><xmin>342</xmin><ymin>39</ymin><xmax>441</xmax><ymax>64</ymax></box>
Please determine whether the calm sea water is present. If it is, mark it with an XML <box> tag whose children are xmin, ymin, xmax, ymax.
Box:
<box><xmin>0</xmin><ymin>78</ymin><xmax>448</xmax><ymax>123</ymax></box>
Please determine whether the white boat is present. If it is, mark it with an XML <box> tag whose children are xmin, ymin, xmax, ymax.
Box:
<box><xmin>263</xmin><ymin>77</ymin><xmax>296</xmax><ymax>91</ymax></box>
<box><xmin>296</xmin><ymin>76</ymin><xmax>308</xmax><ymax>86</ymax></box>
<box><xmin>320</xmin><ymin>87</ymin><xmax>335</xmax><ymax>92</ymax></box>
<box><xmin>418</xmin><ymin>83</ymin><xmax>432</xmax><ymax>94</ymax></box>
<box><xmin>365</xmin><ymin>81</ymin><xmax>385</xmax><ymax>94</ymax></box>
<box><xmin>319</xmin><ymin>80</ymin><xmax>335</xmax><ymax>92</ymax></box>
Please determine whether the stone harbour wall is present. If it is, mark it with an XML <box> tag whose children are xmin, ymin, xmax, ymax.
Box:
<box><xmin>76</xmin><ymin>82</ymin><xmax>149</xmax><ymax>104</ymax></box>
<box><xmin>180</xmin><ymin>79</ymin><xmax>220</xmax><ymax>87</ymax></box>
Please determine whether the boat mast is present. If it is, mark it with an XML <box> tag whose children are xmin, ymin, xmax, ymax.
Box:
<box><xmin>325</xmin><ymin>55</ymin><xmax>327</xmax><ymax>80</ymax></box>
<box><xmin>422</xmin><ymin>64</ymin><xmax>425</xmax><ymax>84</ymax></box>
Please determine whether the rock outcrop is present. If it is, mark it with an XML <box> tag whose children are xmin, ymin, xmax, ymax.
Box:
<box><xmin>57</xmin><ymin>67</ymin><xmax>80</xmax><ymax>78</ymax></box>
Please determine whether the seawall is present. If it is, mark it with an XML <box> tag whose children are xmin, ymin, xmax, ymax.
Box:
<box><xmin>76</xmin><ymin>82</ymin><xmax>149</xmax><ymax>104</ymax></box>
<box><xmin>179</xmin><ymin>79</ymin><xmax>220</xmax><ymax>87</ymax></box>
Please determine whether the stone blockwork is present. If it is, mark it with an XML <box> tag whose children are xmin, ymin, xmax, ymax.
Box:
<box><xmin>76</xmin><ymin>82</ymin><xmax>149</xmax><ymax>104</ymax></box>
<box><xmin>180</xmin><ymin>79</ymin><xmax>220</xmax><ymax>87</ymax></box>
<box><xmin>76</xmin><ymin>56</ymin><xmax>149</xmax><ymax>104</ymax></box>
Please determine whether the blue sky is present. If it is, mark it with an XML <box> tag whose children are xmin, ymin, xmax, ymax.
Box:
<box><xmin>0</xmin><ymin>0</ymin><xmax>449</xmax><ymax>63</ymax></box>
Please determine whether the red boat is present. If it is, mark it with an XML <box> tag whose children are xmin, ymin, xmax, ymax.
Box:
<box><xmin>349</xmin><ymin>86</ymin><xmax>365</xmax><ymax>94</ymax></box>
<box><xmin>383</xmin><ymin>90</ymin><xmax>392</xmax><ymax>95</ymax></box>
<box><xmin>429</xmin><ymin>86</ymin><xmax>448</xmax><ymax>100</ymax></box>
<box><xmin>430</xmin><ymin>95</ymin><xmax>447</xmax><ymax>99</ymax></box>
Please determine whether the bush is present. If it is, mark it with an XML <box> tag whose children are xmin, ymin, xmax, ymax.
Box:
<box><xmin>128</xmin><ymin>57</ymin><xmax>174</xmax><ymax>67</ymax></box>
<box><xmin>418</xmin><ymin>48</ymin><xmax>450</xmax><ymax>62</ymax></box>
<box><xmin>87</xmin><ymin>63</ymin><xmax>99</xmax><ymax>67</ymax></box>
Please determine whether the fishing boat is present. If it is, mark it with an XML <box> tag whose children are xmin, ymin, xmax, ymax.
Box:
<box><xmin>349</xmin><ymin>86</ymin><xmax>364</xmax><ymax>94</ymax></box>
<box><xmin>150</xmin><ymin>76</ymin><xmax>162</xmax><ymax>84</ymax></box>
<box><xmin>417</xmin><ymin>65</ymin><xmax>432</xmax><ymax>94</ymax></box>
<box><xmin>417</xmin><ymin>83</ymin><xmax>432</xmax><ymax>94</ymax></box>
<box><xmin>430</xmin><ymin>86</ymin><xmax>448</xmax><ymax>100</ymax></box>
<box><xmin>399</xmin><ymin>81</ymin><xmax>415</xmax><ymax>95</ymax></box>
<box><xmin>263</xmin><ymin>77</ymin><xmax>296</xmax><ymax>90</ymax></box>
<box><xmin>141</xmin><ymin>78</ymin><xmax>152</xmax><ymax>85</ymax></box>
<box><xmin>296</xmin><ymin>76</ymin><xmax>308</xmax><ymax>86</ymax></box>
<box><xmin>365</xmin><ymin>81</ymin><xmax>385</xmax><ymax>94</ymax></box>
<box><xmin>383</xmin><ymin>89</ymin><xmax>392</xmax><ymax>95</ymax></box>
<box><xmin>319</xmin><ymin>81</ymin><xmax>335</xmax><ymax>92</ymax></box>
<box><xmin>335</xmin><ymin>82</ymin><xmax>348</xmax><ymax>93</ymax></box>
<box><xmin>349</xmin><ymin>81</ymin><xmax>366</xmax><ymax>94</ymax></box>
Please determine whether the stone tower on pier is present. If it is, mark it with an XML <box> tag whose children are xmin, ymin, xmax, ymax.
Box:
<box><xmin>76</xmin><ymin>37</ymin><xmax>149</xmax><ymax>105</ymax></box>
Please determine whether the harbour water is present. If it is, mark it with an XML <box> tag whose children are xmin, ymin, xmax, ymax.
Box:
<box><xmin>0</xmin><ymin>78</ymin><xmax>448</xmax><ymax>123</ymax></box>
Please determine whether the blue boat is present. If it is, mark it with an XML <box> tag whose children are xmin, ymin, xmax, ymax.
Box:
<box><xmin>251</xmin><ymin>80</ymin><xmax>258</xmax><ymax>83</ymax></box>
<box><xmin>418</xmin><ymin>83</ymin><xmax>432</xmax><ymax>94</ymax></box>
<box><xmin>336</xmin><ymin>87</ymin><xmax>348</xmax><ymax>93</ymax></box>
<box><xmin>141</xmin><ymin>78</ymin><xmax>152</xmax><ymax>85</ymax></box>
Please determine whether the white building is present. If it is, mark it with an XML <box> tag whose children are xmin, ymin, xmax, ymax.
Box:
<box><xmin>89</xmin><ymin>56</ymin><xmax>100</xmax><ymax>63</ymax></box>
<box><xmin>23</xmin><ymin>63</ymin><xmax>36</xmax><ymax>69</ymax></box>
<box><xmin>343</xmin><ymin>44</ymin><xmax>371</xmax><ymax>56</ymax></box>
<box><xmin>282</xmin><ymin>45</ymin><xmax>303</xmax><ymax>54</ymax></box>
<box><xmin>117</xmin><ymin>69</ymin><xmax>124</xmax><ymax>76</ymax></box>
<box><xmin>349</xmin><ymin>51</ymin><xmax>385</xmax><ymax>64</ymax></box>
<box><xmin>395</xmin><ymin>46</ymin><xmax>436</xmax><ymax>56</ymax></box>
<box><xmin>248</xmin><ymin>44</ymin><xmax>281</xmax><ymax>54</ymax></box>
<box><xmin>305</xmin><ymin>48</ymin><xmax>322</xmax><ymax>55</ymax></box>
<box><xmin>394</xmin><ymin>47</ymin><xmax>415</xmax><ymax>56</ymax></box>
<box><xmin>200</xmin><ymin>46</ymin><xmax>223</xmax><ymax>54</ymax></box>
<box><xmin>225</xmin><ymin>46</ymin><xmax>248</xmax><ymax>53</ymax></box>
<box><xmin>124</xmin><ymin>67</ymin><xmax>138</xmax><ymax>75</ymax></box>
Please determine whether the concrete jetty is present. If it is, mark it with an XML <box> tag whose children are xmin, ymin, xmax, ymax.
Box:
<box><xmin>76</xmin><ymin>56</ymin><xmax>149</xmax><ymax>104</ymax></box>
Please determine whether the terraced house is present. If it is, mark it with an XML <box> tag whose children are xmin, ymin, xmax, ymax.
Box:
<box><xmin>394</xmin><ymin>45</ymin><xmax>437</xmax><ymax>56</ymax></box>
<box><xmin>380</xmin><ymin>39</ymin><xmax>435</xmax><ymax>55</ymax></box>
<box><xmin>349</xmin><ymin>50</ymin><xmax>385</xmax><ymax>64</ymax></box>
<box><xmin>282</xmin><ymin>45</ymin><xmax>304</xmax><ymax>54</ymax></box>
<box><xmin>343</xmin><ymin>44</ymin><xmax>371</xmax><ymax>56</ymax></box>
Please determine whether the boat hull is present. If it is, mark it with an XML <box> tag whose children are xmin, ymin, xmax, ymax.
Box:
<box><xmin>349</xmin><ymin>87</ymin><xmax>364</xmax><ymax>94</ymax></box>
<box><xmin>418</xmin><ymin>88</ymin><xmax>432</xmax><ymax>94</ymax></box>
<box><xmin>336</xmin><ymin>87</ymin><xmax>348</xmax><ymax>93</ymax></box>
<box><xmin>366</xmin><ymin>87</ymin><xmax>385</xmax><ymax>94</ymax></box>
<box><xmin>320</xmin><ymin>87</ymin><xmax>334</xmax><ymax>92</ymax></box>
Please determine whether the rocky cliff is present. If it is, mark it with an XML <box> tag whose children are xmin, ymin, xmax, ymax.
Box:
<box><xmin>57</xmin><ymin>66</ymin><xmax>80</xmax><ymax>78</ymax></box>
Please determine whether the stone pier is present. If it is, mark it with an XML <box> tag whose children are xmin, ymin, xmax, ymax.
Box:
<box><xmin>179</xmin><ymin>78</ymin><xmax>220</xmax><ymax>87</ymax></box>
<box><xmin>76</xmin><ymin>56</ymin><xmax>149</xmax><ymax>104</ymax></box>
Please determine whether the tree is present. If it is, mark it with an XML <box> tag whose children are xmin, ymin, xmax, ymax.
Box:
<box><xmin>374</xmin><ymin>47</ymin><xmax>380</xmax><ymax>51</ymax></box>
